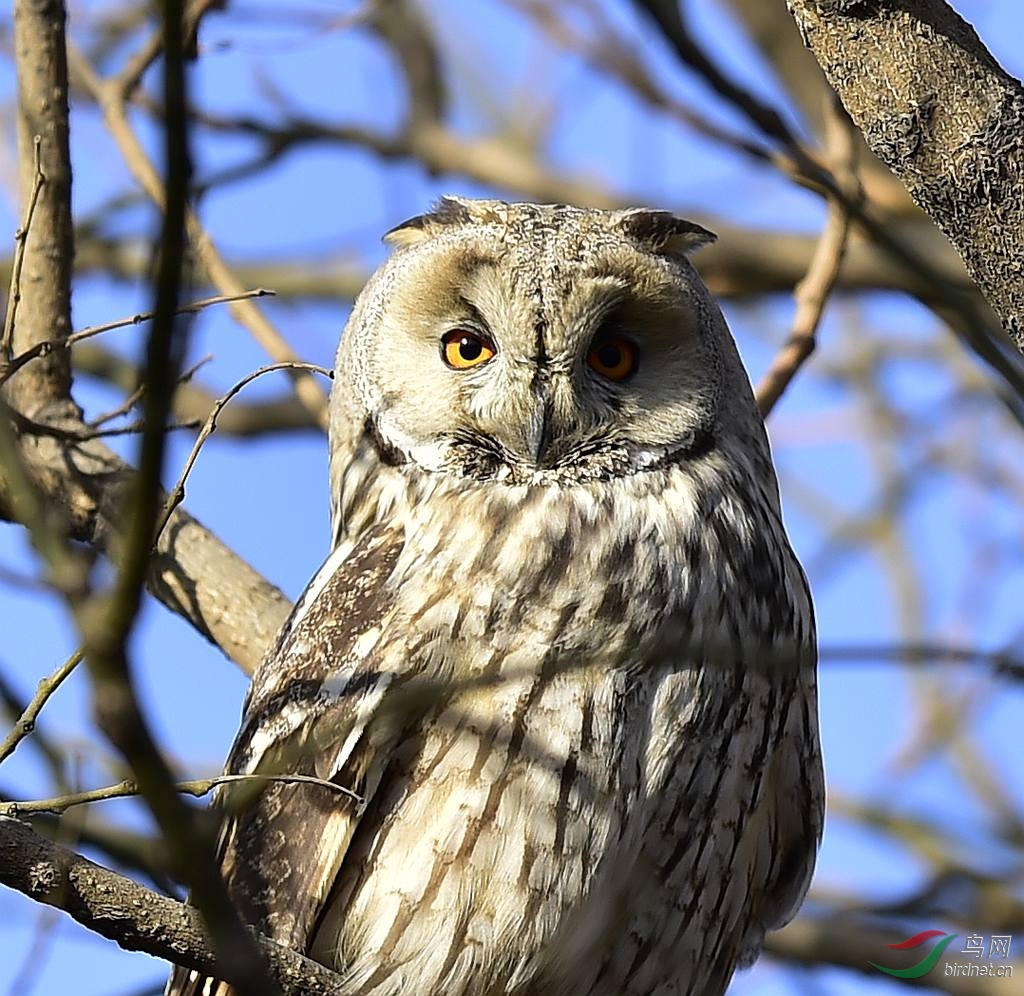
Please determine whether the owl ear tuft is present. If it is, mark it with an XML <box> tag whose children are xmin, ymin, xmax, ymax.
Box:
<box><xmin>383</xmin><ymin>196</ymin><xmax>479</xmax><ymax>249</ymax></box>
<box><xmin>614</xmin><ymin>210</ymin><xmax>716</xmax><ymax>256</ymax></box>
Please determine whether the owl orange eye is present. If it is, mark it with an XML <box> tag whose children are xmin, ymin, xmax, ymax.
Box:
<box><xmin>441</xmin><ymin>329</ymin><xmax>496</xmax><ymax>370</ymax></box>
<box><xmin>587</xmin><ymin>334</ymin><xmax>638</xmax><ymax>382</ymax></box>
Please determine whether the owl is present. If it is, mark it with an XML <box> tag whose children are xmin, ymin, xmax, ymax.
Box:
<box><xmin>167</xmin><ymin>198</ymin><xmax>823</xmax><ymax>996</ymax></box>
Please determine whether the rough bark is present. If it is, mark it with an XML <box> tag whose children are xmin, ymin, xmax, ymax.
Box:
<box><xmin>786</xmin><ymin>0</ymin><xmax>1024</xmax><ymax>354</ymax></box>
<box><xmin>0</xmin><ymin>817</ymin><xmax>343</xmax><ymax>995</ymax></box>
<box><xmin>8</xmin><ymin>0</ymin><xmax>76</xmax><ymax>417</ymax></box>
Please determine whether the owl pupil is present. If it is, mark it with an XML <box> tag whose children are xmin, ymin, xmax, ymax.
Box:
<box><xmin>597</xmin><ymin>343</ymin><xmax>622</xmax><ymax>369</ymax></box>
<box><xmin>460</xmin><ymin>337</ymin><xmax>482</xmax><ymax>361</ymax></box>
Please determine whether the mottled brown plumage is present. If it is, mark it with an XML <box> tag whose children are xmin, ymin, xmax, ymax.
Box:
<box><xmin>167</xmin><ymin>198</ymin><xmax>823</xmax><ymax>996</ymax></box>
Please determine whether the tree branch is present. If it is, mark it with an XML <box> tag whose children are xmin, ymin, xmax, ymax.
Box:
<box><xmin>757</xmin><ymin>100</ymin><xmax>859</xmax><ymax>414</ymax></box>
<box><xmin>0</xmin><ymin>405</ymin><xmax>291</xmax><ymax>675</ymax></box>
<box><xmin>1</xmin><ymin>772</ymin><xmax>360</xmax><ymax>818</ymax></box>
<box><xmin>6</xmin><ymin>0</ymin><xmax>76</xmax><ymax>419</ymax></box>
<box><xmin>786</xmin><ymin>0</ymin><xmax>1024</xmax><ymax>354</ymax></box>
<box><xmin>65</xmin><ymin>8</ymin><xmax>281</xmax><ymax>992</ymax></box>
<box><xmin>0</xmin><ymin>289</ymin><xmax>273</xmax><ymax>391</ymax></box>
<box><xmin>75</xmin><ymin>342</ymin><xmax>321</xmax><ymax>436</ymax></box>
<box><xmin>0</xmin><ymin>817</ymin><xmax>344</xmax><ymax>996</ymax></box>
<box><xmin>0</xmin><ymin>648</ymin><xmax>83</xmax><ymax>766</ymax></box>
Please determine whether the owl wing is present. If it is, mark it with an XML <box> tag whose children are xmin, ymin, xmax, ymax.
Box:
<box><xmin>165</xmin><ymin>523</ymin><xmax>409</xmax><ymax>996</ymax></box>
<box><xmin>734</xmin><ymin>636</ymin><xmax>825</xmax><ymax>970</ymax></box>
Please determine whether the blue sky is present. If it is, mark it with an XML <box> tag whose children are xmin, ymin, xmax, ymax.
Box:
<box><xmin>1</xmin><ymin>2</ymin><xmax>1022</xmax><ymax>994</ymax></box>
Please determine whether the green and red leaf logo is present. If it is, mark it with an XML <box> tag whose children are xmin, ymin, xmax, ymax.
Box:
<box><xmin>869</xmin><ymin>929</ymin><xmax>958</xmax><ymax>978</ymax></box>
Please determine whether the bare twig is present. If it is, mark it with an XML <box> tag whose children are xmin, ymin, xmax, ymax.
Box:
<box><xmin>0</xmin><ymin>137</ymin><xmax>44</xmax><ymax>362</ymax></box>
<box><xmin>113</xmin><ymin>0</ymin><xmax>224</xmax><ymax>98</ymax></box>
<box><xmin>632</xmin><ymin>0</ymin><xmax>802</xmax><ymax>150</ymax></box>
<box><xmin>66</xmin><ymin>8</ymin><xmax>282</xmax><ymax>994</ymax></box>
<box><xmin>757</xmin><ymin>101</ymin><xmax>860</xmax><ymax>414</ymax></box>
<box><xmin>1</xmin><ymin>771</ymin><xmax>362</xmax><ymax>817</ymax></box>
<box><xmin>73</xmin><ymin>418</ymin><xmax>201</xmax><ymax>440</ymax></box>
<box><xmin>88</xmin><ymin>353</ymin><xmax>212</xmax><ymax>429</ymax></box>
<box><xmin>508</xmin><ymin>0</ymin><xmax>779</xmax><ymax>168</ymax></box>
<box><xmin>0</xmin><ymin>288</ymin><xmax>273</xmax><ymax>390</ymax></box>
<box><xmin>70</xmin><ymin>289</ymin><xmax>273</xmax><ymax>344</ymax></box>
<box><xmin>155</xmin><ymin>360</ymin><xmax>332</xmax><ymax>541</ymax></box>
<box><xmin>0</xmin><ymin>649</ymin><xmax>84</xmax><ymax>767</ymax></box>
<box><xmin>820</xmin><ymin>642</ymin><xmax>1024</xmax><ymax>682</ymax></box>
<box><xmin>77</xmin><ymin>343</ymin><xmax>321</xmax><ymax>436</ymax></box>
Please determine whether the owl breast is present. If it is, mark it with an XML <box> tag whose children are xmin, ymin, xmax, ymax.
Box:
<box><xmin>309</xmin><ymin>456</ymin><xmax>818</xmax><ymax>996</ymax></box>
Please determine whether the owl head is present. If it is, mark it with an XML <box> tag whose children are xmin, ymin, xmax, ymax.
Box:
<box><xmin>329</xmin><ymin>198</ymin><xmax>770</xmax><ymax>523</ymax></box>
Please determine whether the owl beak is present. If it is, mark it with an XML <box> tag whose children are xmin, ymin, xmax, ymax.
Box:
<box><xmin>538</xmin><ymin>401</ymin><xmax>558</xmax><ymax>466</ymax></box>
<box><xmin>489</xmin><ymin>384</ymin><xmax>560</xmax><ymax>470</ymax></box>
<box><xmin>523</xmin><ymin>395</ymin><xmax>558</xmax><ymax>468</ymax></box>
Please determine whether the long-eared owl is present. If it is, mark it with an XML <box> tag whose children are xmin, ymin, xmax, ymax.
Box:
<box><xmin>167</xmin><ymin>197</ymin><xmax>823</xmax><ymax>996</ymax></box>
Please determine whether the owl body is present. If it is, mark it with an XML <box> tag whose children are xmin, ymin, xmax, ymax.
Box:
<box><xmin>167</xmin><ymin>199</ymin><xmax>822</xmax><ymax>996</ymax></box>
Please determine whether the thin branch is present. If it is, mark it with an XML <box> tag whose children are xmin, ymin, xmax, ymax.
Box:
<box><xmin>155</xmin><ymin>360</ymin><xmax>332</xmax><ymax>540</ymax></box>
<box><xmin>88</xmin><ymin>353</ymin><xmax>212</xmax><ymax>429</ymax></box>
<box><xmin>508</xmin><ymin>0</ymin><xmax>780</xmax><ymax>167</ymax></box>
<box><xmin>0</xmin><ymin>288</ymin><xmax>273</xmax><ymax>390</ymax></box>
<box><xmin>72</xmin><ymin>290</ymin><xmax>274</xmax><ymax>341</ymax></box>
<box><xmin>77</xmin><ymin>343</ymin><xmax>321</xmax><ymax>436</ymax></box>
<box><xmin>632</xmin><ymin>0</ymin><xmax>803</xmax><ymax>150</ymax></box>
<box><xmin>1</xmin><ymin>772</ymin><xmax>362</xmax><ymax>818</ymax></box>
<box><xmin>0</xmin><ymin>817</ymin><xmax>344</xmax><ymax>995</ymax></box>
<box><xmin>113</xmin><ymin>0</ymin><xmax>224</xmax><ymax>99</ymax></box>
<box><xmin>0</xmin><ymin>136</ymin><xmax>44</xmax><ymax>362</ymax></box>
<box><xmin>72</xmin><ymin>418</ymin><xmax>201</xmax><ymax>440</ymax></box>
<box><xmin>75</xmin><ymin>341</ymin><xmax>319</xmax><ymax>436</ymax></box>
<box><xmin>0</xmin><ymin>649</ymin><xmax>84</xmax><ymax>767</ymax></box>
<box><xmin>757</xmin><ymin>100</ymin><xmax>860</xmax><ymax>414</ymax></box>
<box><xmin>820</xmin><ymin>642</ymin><xmax>1024</xmax><ymax>682</ymax></box>
<box><xmin>71</xmin><ymin>8</ymin><xmax>280</xmax><ymax>994</ymax></box>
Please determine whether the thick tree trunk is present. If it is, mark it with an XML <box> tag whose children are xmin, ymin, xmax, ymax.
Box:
<box><xmin>787</xmin><ymin>0</ymin><xmax>1024</xmax><ymax>354</ymax></box>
